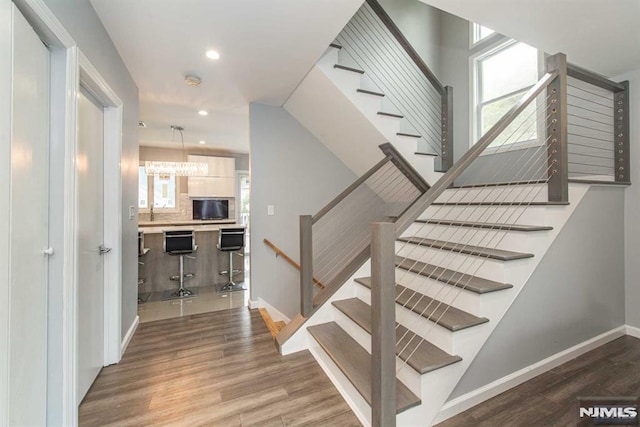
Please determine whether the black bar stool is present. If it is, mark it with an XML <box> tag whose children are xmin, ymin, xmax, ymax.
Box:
<box><xmin>164</xmin><ymin>230</ymin><xmax>198</xmax><ymax>299</ymax></box>
<box><xmin>217</xmin><ymin>227</ymin><xmax>246</xmax><ymax>292</ymax></box>
<box><xmin>137</xmin><ymin>231</ymin><xmax>151</xmax><ymax>303</ymax></box>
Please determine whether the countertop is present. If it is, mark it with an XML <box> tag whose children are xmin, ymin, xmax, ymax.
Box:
<box><xmin>139</xmin><ymin>223</ymin><xmax>245</xmax><ymax>235</ymax></box>
<box><xmin>139</xmin><ymin>219</ymin><xmax>236</xmax><ymax>227</ymax></box>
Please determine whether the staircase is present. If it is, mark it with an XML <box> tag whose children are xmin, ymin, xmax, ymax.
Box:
<box><xmin>273</xmin><ymin>1</ymin><xmax>630</xmax><ymax>425</ymax></box>
<box><xmin>279</xmin><ymin>182</ymin><xmax>590</xmax><ymax>425</ymax></box>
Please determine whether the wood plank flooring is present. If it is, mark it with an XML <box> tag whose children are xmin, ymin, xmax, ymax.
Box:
<box><xmin>437</xmin><ymin>335</ymin><xmax>640</xmax><ymax>427</ymax></box>
<box><xmin>79</xmin><ymin>307</ymin><xmax>361</xmax><ymax>426</ymax></box>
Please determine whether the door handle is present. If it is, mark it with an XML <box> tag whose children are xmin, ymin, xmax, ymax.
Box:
<box><xmin>99</xmin><ymin>244</ymin><xmax>112</xmax><ymax>255</ymax></box>
<box><xmin>43</xmin><ymin>247</ymin><xmax>54</xmax><ymax>256</ymax></box>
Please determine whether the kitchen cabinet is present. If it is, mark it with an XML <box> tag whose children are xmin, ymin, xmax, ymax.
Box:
<box><xmin>187</xmin><ymin>155</ymin><xmax>235</xmax><ymax>197</ymax></box>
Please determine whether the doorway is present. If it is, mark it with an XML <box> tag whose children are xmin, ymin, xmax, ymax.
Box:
<box><xmin>76</xmin><ymin>88</ymin><xmax>107</xmax><ymax>404</ymax></box>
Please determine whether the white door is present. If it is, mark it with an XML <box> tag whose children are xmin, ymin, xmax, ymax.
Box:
<box><xmin>76</xmin><ymin>88</ymin><xmax>106</xmax><ymax>404</ymax></box>
<box><xmin>8</xmin><ymin>4</ymin><xmax>50</xmax><ymax>426</ymax></box>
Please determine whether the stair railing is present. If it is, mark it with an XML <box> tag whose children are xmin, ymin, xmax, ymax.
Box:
<box><xmin>299</xmin><ymin>143</ymin><xmax>429</xmax><ymax>316</ymax></box>
<box><xmin>334</xmin><ymin>0</ymin><xmax>453</xmax><ymax>171</ymax></box>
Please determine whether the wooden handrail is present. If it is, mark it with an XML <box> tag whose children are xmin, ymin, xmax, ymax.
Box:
<box><xmin>263</xmin><ymin>239</ymin><xmax>325</xmax><ymax>289</ymax></box>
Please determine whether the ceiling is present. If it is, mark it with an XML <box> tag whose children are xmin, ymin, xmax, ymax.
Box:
<box><xmin>421</xmin><ymin>0</ymin><xmax>640</xmax><ymax>78</ymax></box>
<box><xmin>90</xmin><ymin>0</ymin><xmax>363</xmax><ymax>152</ymax></box>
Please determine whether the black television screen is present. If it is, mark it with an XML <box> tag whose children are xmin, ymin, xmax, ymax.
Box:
<box><xmin>193</xmin><ymin>199</ymin><xmax>229</xmax><ymax>220</ymax></box>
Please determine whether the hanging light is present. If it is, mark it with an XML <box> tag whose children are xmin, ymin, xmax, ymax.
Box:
<box><xmin>144</xmin><ymin>125</ymin><xmax>208</xmax><ymax>176</ymax></box>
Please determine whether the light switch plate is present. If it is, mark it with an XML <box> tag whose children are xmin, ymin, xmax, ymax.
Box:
<box><xmin>129</xmin><ymin>205</ymin><xmax>136</xmax><ymax>220</ymax></box>
<box><xmin>267</xmin><ymin>205</ymin><xmax>275</xmax><ymax>216</ymax></box>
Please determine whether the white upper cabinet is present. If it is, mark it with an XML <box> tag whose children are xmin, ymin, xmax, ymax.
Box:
<box><xmin>187</xmin><ymin>155</ymin><xmax>236</xmax><ymax>197</ymax></box>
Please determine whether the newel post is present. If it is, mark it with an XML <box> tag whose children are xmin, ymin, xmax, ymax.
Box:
<box><xmin>371</xmin><ymin>222</ymin><xmax>396</xmax><ymax>427</ymax></box>
<box><xmin>299</xmin><ymin>215</ymin><xmax>313</xmax><ymax>317</ymax></box>
<box><xmin>546</xmin><ymin>53</ymin><xmax>569</xmax><ymax>202</ymax></box>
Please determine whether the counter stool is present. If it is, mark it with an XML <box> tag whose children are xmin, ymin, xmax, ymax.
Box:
<box><xmin>163</xmin><ymin>230</ymin><xmax>198</xmax><ymax>300</ymax></box>
<box><xmin>217</xmin><ymin>227</ymin><xmax>246</xmax><ymax>293</ymax></box>
<box><xmin>137</xmin><ymin>231</ymin><xmax>151</xmax><ymax>304</ymax></box>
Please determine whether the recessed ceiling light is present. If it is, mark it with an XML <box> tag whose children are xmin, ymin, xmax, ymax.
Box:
<box><xmin>198</xmin><ymin>110</ymin><xmax>208</xmax><ymax>116</ymax></box>
<box><xmin>199</xmin><ymin>140</ymin><xmax>206</xmax><ymax>145</ymax></box>
<box><xmin>205</xmin><ymin>50</ymin><xmax>220</xmax><ymax>60</ymax></box>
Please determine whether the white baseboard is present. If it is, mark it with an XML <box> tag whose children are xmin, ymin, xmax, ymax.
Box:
<box><xmin>435</xmin><ymin>325</ymin><xmax>627</xmax><ymax>423</ymax></box>
<box><xmin>626</xmin><ymin>325</ymin><xmax>640</xmax><ymax>339</ymax></box>
<box><xmin>248</xmin><ymin>299</ymin><xmax>259</xmax><ymax>309</ymax></box>
<box><xmin>120</xmin><ymin>315</ymin><xmax>139</xmax><ymax>357</ymax></box>
<box><xmin>257</xmin><ymin>298</ymin><xmax>291</xmax><ymax>323</ymax></box>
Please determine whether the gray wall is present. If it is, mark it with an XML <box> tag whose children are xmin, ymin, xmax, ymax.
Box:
<box><xmin>377</xmin><ymin>0</ymin><xmax>442</xmax><ymax>78</ymax></box>
<box><xmin>619</xmin><ymin>68</ymin><xmax>640</xmax><ymax>328</ymax></box>
<box><xmin>249</xmin><ymin>103</ymin><xmax>356</xmax><ymax>319</ymax></box>
<box><xmin>449</xmin><ymin>186</ymin><xmax>626</xmax><ymax>399</ymax></box>
<box><xmin>41</xmin><ymin>0</ymin><xmax>138</xmax><ymax>424</ymax></box>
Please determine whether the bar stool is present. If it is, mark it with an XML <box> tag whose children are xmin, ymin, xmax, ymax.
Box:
<box><xmin>217</xmin><ymin>227</ymin><xmax>246</xmax><ymax>293</ymax></box>
<box><xmin>163</xmin><ymin>230</ymin><xmax>198</xmax><ymax>299</ymax></box>
<box><xmin>137</xmin><ymin>231</ymin><xmax>151</xmax><ymax>304</ymax></box>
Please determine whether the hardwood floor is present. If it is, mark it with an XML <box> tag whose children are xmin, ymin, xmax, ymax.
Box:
<box><xmin>79</xmin><ymin>307</ymin><xmax>361</xmax><ymax>426</ymax></box>
<box><xmin>437</xmin><ymin>335</ymin><xmax>640</xmax><ymax>427</ymax></box>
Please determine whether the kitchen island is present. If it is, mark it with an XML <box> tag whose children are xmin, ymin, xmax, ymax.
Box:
<box><xmin>138</xmin><ymin>222</ymin><xmax>246</xmax><ymax>295</ymax></box>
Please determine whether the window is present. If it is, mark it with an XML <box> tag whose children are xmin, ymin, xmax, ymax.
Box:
<box><xmin>474</xmin><ymin>41</ymin><xmax>540</xmax><ymax>146</ymax></box>
<box><xmin>472</xmin><ymin>23</ymin><xmax>495</xmax><ymax>45</ymax></box>
<box><xmin>138</xmin><ymin>165</ymin><xmax>179</xmax><ymax>211</ymax></box>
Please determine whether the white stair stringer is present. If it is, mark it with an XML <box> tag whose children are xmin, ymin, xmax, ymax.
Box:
<box><xmin>284</xmin><ymin>47</ymin><xmax>443</xmax><ymax>183</ymax></box>
<box><xmin>278</xmin><ymin>182</ymin><xmax>591</xmax><ymax>427</ymax></box>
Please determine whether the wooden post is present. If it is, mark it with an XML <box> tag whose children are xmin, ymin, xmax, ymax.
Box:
<box><xmin>546</xmin><ymin>53</ymin><xmax>569</xmax><ymax>202</ymax></box>
<box><xmin>614</xmin><ymin>81</ymin><xmax>630</xmax><ymax>183</ymax></box>
<box><xmin>371</xmin><ymin>222</ymin><xmax>396</xmax><ymax>427</ymax></box>
<box><xmin>299</xmin><ymin>215</ymin><xmax>313</xmax><ymax>317</ymax></box>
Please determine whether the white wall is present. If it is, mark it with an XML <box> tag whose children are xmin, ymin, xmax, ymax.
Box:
<box><xmin>620</xmin><ymin>69</ymin><xmax>640</xmax><ymax>328</ymax></box>
<box><xmin>449</xmin><ymin>186</ymin><xmax>626</xmax><ymax>399</ymax></box>
<box><xmin>39</xmin><ymin>0</ymin><xmax>138</xmax><ymax>424</ymax></box>
<box><xmin>249</xmin><ymin>103</ymin><xmax>356</xmax><ymax>319</ymax></box>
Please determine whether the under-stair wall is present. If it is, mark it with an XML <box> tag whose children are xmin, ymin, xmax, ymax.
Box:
<box><xmin>438</xmin><ymin>184</ymin><xmax>626</xmax><ymax>422</ymax></box>
<box><xmin>249</xmin><ymin>103</ymin><xmax>357</xmax><ymax>319</ymax></box>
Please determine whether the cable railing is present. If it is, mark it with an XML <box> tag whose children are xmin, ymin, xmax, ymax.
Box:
<box><xmin>299</xmin><ymin>143</ymin><xmax>429</xmax><ymax>316</ymax></box>
<box><xmin>565</xmin><ymin>64</ymin><xmax>630</xmax><ymax>183</ymax></box>
<box><xmin>333</xmin><ymin>0</ymin><xmax>453</xmax><ymax>172</ymax></box>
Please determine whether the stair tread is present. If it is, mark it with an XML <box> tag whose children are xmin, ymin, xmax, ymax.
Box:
<box><xmin>397</xmin><ymin>132</ymin><xmax>421</xmax><ymax>138</ymax></box>
<box><xmin>398</xmin><ymin>237</ymin><xmax>534</xmax><ymax>261</ymax></box>
<box><xmin>333</xmin><ymin>64</ymin><xmax>364</xmax><ymax>74</ymax></box>
<box><xmin>414</xmin><ymin>151</ymin><xmax>438</xmax><ymax>157</ymax></box>
<box><xmin>356</xmin><ymin>88</ymin><xmax>385</xmax><ymax>97</ymax></box>
<box><xmin>432</xmin><ymin>201</ymin><xmax>569</xmax><ymax>206</ymax></box>
<box><xmin>332</xmin><ymin>298</ymin><xmax>462</xmax><ymax>373</ymax></box>
<box><xmin>377</xmin><ymin>111</ymin><xmax>404</xmax><ymax>119</ymax></box>
<box><xmin>307</xmin><ymin>322</ymin><xmax>421</xmax><ymax>413</ymax></box>
<box><xmin>395</xmin><ymin>256</ymin><xmax>513</xmax><ymax>294</ymax></box>
<box><xmin>417</xmin><ymin>219</ymin><xmax>552</xmax><ymax>232</ymax></box>
<box><xmin>353</xmin><ymin>279</ymin><xmax>487</xmax><ymax>331</ymax></box>
<box><xmin>329</xmin><ymin>42</ymin><xmax>343</xmax><ymax>50</ymax></box>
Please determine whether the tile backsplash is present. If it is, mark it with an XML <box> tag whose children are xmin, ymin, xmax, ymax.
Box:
<box><xmin>139</xmin><ymin>193</ymin><xmax>235</xmax><ymax>222</ymax></box>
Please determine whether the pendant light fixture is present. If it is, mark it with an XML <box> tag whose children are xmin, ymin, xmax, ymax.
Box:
<box><xmin>144</xmin><ymin>125</ymin><xmax>208</xmax><ymax>176</ymax></box>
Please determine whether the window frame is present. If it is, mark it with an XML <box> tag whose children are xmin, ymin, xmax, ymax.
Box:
<box><xmin>138</xmin><ymin>163</ymin><xmax>181</xmax><ymax>213</ymax></box>
<box><xmin>471</xmin><ymin>39</ymin><xmax>545</xmax><ymax>152</ymax></box>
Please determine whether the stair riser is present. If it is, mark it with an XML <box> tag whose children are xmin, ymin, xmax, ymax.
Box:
<box><xmin>395</xmin><ymin>242</ymin><xmax>508</xmax><ymax>282</ymax></box>
<box><xmin>403</xmin><ymin>223</ymin><xmax>550</xmax><ymax>253</ymax></box>
<box><xmin>356</xmin><ymin>284</ymin><xmax>455</xmax><ymax>354</ymax></box>
<box><xmin>439</xmin><ymin>185</ymin><xmax>548</xmax><ymax>203</ymax></box>
<box><xmin>395</xmin><ymin>269</ymin><xmax>483</xmax><ymax>316</ymax></box>
<box><xmin>332</xmin><ymin>307</ymin><xmax>423</xmax><ymax>396</ymax></box>
<box><xmin>421</xmin><ymin>205</ymin><xmax>547</xmax><ymax>225</ymax></box>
